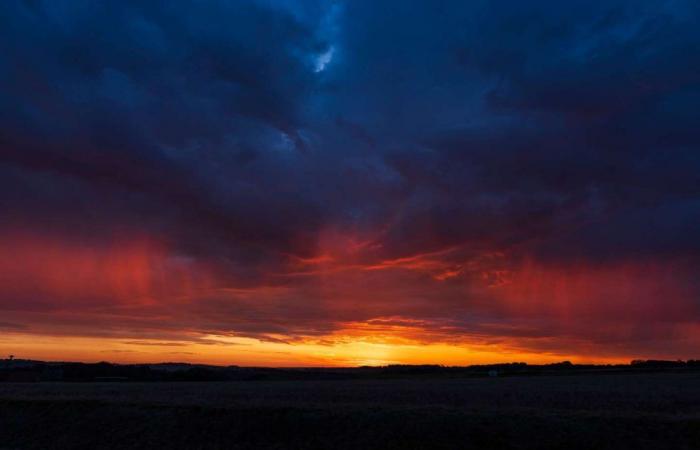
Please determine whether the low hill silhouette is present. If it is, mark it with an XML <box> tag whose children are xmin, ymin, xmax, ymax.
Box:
<box><xmin>2</xmin><ymin>358</ymin><xmax>699</xmax><ymax>382</ymax></box>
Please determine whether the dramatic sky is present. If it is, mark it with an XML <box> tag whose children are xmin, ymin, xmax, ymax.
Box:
<box><xmin>1</xmin><ymin>0</ymin><xmax>699</xmax><ymax>366</ymax></box>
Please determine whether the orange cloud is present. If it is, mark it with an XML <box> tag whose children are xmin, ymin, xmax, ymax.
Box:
<box><xmin>2</xmin><ymin>228</ymin><xmax>699</xmax><ymax>366</ymax></box>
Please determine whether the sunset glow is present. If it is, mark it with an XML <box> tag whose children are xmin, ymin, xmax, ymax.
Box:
<box><xmin>1</xmin><ymin>0</ymin><xmax>699</xmax><ymax>366</ymax></box>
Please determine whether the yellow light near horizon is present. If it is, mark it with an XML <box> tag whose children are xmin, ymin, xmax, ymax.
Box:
<box><xmin>0</xmin><ymin>331</ymin><xmax>630</xmax><ymax>367</ymax></box>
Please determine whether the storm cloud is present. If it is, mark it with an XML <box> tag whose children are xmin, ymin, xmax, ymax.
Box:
<box><xmin>1</xmin><ymin>0</ymin><xmax>699</xmax><ymax>363</ymax></box>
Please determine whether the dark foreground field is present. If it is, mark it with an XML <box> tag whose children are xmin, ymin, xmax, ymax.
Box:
<box><xmin>2</xmin><ymin>373</ymin><xmax>700</xmax><ymax>449</ymax></box>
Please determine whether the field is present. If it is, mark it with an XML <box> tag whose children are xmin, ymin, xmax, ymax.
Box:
<box><xmin>2</xmin><ymin>373</ymin><xmax>700</xmax><ymax>449</ymax></box>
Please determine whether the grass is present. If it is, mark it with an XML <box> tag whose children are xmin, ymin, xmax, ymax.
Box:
<box><xmin>1</xmin><ymin>373</ymin><xmax>700</xmax><ymax>449</ymax></box>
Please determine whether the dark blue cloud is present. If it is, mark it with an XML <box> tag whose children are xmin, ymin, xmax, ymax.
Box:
<box><xmin>0</xmin><ymin>0</ymin><xmax>331</xmax><ymax>261</ymax></box>
<box><xmin>2</xmin><ymin>0</ymin><xmax>699</xmax><ymax>266</ymax></box>
<box><xmin>317</xmin><ymin>0</ymin><xmax>700</xmax><ymax>262</ymax></box>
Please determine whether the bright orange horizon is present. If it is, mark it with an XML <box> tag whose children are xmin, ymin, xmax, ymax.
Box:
<box><xmin>0</xmin><ymin>333</ymin><xmax>634</xmax><ymax>367</ymax></box>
